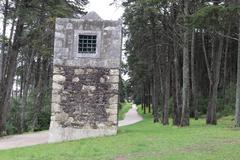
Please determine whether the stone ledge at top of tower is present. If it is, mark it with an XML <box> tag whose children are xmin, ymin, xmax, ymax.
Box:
<box><xmin>81</xmin><ymin>11</ymin><xmax>103</xmax><ymax>21</ymax></box>
<box><xmin>55</xmin><ymin>11</ymin><xmax>122</xmax><ymax>24</ymax></box>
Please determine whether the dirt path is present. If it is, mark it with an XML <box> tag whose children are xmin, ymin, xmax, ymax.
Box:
<box><xmin>0</xmin><ymin>104</ymin><xmax>142</xmax><ymax>150</ymax></box>
<box><xmin>118</xmin><ymin>104</ymin><xmax>143</xmax><ymax>126</ymax></box>
<box><xmin>0</xmin><ymin>131</ymin><xmax>49</xmax><ymax>150</ymax></box>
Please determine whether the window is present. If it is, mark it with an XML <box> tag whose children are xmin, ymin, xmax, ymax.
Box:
<box><xmin>74</xmin><ymin>30</ymin><xmax>101</xmax><ymax>58</ymax></box>
<box><xmin>78</xmin><ymin>35</ymin><xmax>97</xmax><ymax>54</ymax></box>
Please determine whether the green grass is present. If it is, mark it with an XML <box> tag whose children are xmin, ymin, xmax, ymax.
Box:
<box><xmin>118</xmin><ymin>102</ymin><xmax>132</xmax><ymax>120</ymax></box>
<box><xmin>0</xmin><ymin>109</ymin><xmax>240</xmax><ymax>160</ymax></box>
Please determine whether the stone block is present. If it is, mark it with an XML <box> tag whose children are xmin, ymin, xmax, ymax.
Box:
<box><xmin>106</xmin><ymin>108</ymin><xmax>117</xmax><ymax>115</ymax></box>
<box><xmin>100</xmin><ymin>77</ymin><xmax>105</xmax><ymax>83</ymax></box>
<box><xmin>55</xmin><ymin>24</ymin><xmax>64</xmax><ymax>31</ymax></box>
<box><xmin>52</xmin><ymin>103</ymin><xmax>61</xmax><ymax>113</ymax></box>
<box><xmin>54</xmin><ymin>40</ymin><xmax>63</xmax><ymax>48</ymax></box>
<box><xmin>86</xmin><ymin>68</ymin><xmax>93</xmax><ymax>73</ymax></box>
<box><xmin>54</xmin><ymin>48</ymin><xmax>69</xmax><ymax>55</ymax></box>
<box><xmin>52</xmin><ymin>82</ymin><xmax>63</xmax><ymax>91</ymax></box>
<box><xmin>82</xmin><ymin>85</ymin><xmax>96</xmax><ymax>92</ymax></box>
<box><xmin>111</xmin><ymin>84</ymin><xmax>118</xmax><ymax>90</ymax></box>
<box><xmin>64</xmin><ymin>117</ymin><xmax>74</xmax><ymax>126</ymax></box>
<box><xmin>109</xmin><ymin>95</ymin><xmax>118</xmax><ymax>104</ymax></box>
<box><xmin>108</xmin><ymin>103</ymin><xmax>118</xmax><ymax>109</ymax></box>
<box><xmin>110</xmin><ymin>69</ymin><xmax>119</xmax><ymax>76</ymax></box>
<box><xmin>66</xmin><ymin>23</ymin><xmax>73</xmax><ymax>30</ymax></box>
<box><xmin>98</xmin><ymin>123</ymin><xmax>106</xmax><ymax>128</ymax></box>
<box><xmin>52</xmin><ymin>93</ymin><xmax>61</xmax><ymax>103</ymax></box>
<box><xmin>55</xmin><ymin>32</ymin><xmax>65</xmax><ymax>39</ymax></box>
<box><xmin>51</xmin><ymin>115</ymin><xmax>55</xmax><ymax>121</ymax></box>
<box><xmin>61</xmin><ymin>95</ymin><xmax>67</xmax><ymax>101</ymax></box>
<box><xmin>53</xmin><ymin>59</ymin><xmax>63</xmax><ymax>65</ymax></box>
<box><xmin>74</xmin><ymin>69</ymin><xmax>85</xmax><ymax>75</ymax></box>
<box><xmin>61</xmin><ymin>52</ymin><xmax>69</xmax><ymax>59</ymax></box>
<box><xmin>53</xmin><ymin>75</ymin><xmax>66</xmax><ymax>83</ymax></box>
<box><xmin>49</xmin><ymin>120</ymin><xmax>61</xmax><ymax>129</ymax></box>
<box><xmin>72</xmin><ymin>77</ymin><xmax>79</xmax><ymax>82</ymax></box>
<box><xmin>108</xmin><ymin>114</ymin><xmax>117</xmax><ymax>123</ymax></box>
<box><xmin>53</xmin><ymin>67</ymin><xmax>64</xmax><ymax>74</ymax></box>
<box><xmin>48</xmin><ymin>127</ymin><xmax>117</xmax><ymax>143</ymax></box>
<box><xmin>55</xmin><ymin>112</ymin><xmax>69</xmax><ymax>122</ymax></box>
<box><xmin>107</xmin><ymin>75</ymin><xmax>119</xmax><ymax>83</ymax></box>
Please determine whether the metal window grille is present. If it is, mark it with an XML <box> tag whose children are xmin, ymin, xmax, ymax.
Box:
<box><xmin>78</xmin><ymin>35</ymin><xmax>97</xmax><ymax>54</ymax></box>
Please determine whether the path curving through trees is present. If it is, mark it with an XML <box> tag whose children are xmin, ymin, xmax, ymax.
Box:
<box><xmin>118</xmin><ymin>104</ymin><xmax>143</xmax><ymax>127</ymax></box>
<box><xmin>0</xmin><ymin>104</ymin><xmax>142</xmax><ymax>150</ymax></box>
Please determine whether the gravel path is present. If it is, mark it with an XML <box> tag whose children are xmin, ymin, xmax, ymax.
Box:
<box><xmin>118</xmin><ymin>104</ymin><xmax>143</xmax><ymax>126</ymax></box>
<box><xmin>0</xmin><ymin>104</ymin><xmax>142</xmax><ymax>150</ymax></box>
<box><xmin>0</xmin><ymin>131</ymin><xmax>49</xmax><ymax>150</ymax></box>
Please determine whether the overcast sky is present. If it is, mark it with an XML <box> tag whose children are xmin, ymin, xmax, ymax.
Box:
<box><xmin>86</xmin><ymin>0</ymin><xmax>124</xmax><ymax>20</ymax></box>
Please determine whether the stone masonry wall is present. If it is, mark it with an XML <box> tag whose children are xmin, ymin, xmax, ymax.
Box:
<box><xmin>49</xmin><ymin>12</ymin><xmax>121</xmax><ymax>143</ymax></box>
<box><xmin>51</xmin><ymin>66</ymin><xmax>119</xmax><ymax>129</ymax></box>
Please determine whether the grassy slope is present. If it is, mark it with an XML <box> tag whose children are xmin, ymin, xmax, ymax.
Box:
<box><xmin>118</xmin><ymin>102</ymin><xmax>132</xmax><ymax>120</ymax></box>
<box><xmin>0</xmin><ymin>109</ymin><xmax>240</xmax><ymax>160</ymax></box>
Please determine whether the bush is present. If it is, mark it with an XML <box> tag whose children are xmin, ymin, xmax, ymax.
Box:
<box><xmin>6</xmin><ymin>98</ymin><xmax>21</xmax><ymax>135</ymax></box>
<box><xmin>6</xmin><ymin>88</ymin><xmax>51</xmax><ymax>135</ymax></box>
<box><xmin>118</xmin><ymin>102</ymin><xmax>132</xmax><ymax>120</ymax></box>
<box><xmin>217</xmin><ymin>83</ymin><xmax>235</xmax><ymax>117</ymax></box>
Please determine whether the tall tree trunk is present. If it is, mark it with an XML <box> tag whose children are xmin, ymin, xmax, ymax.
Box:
<box><xmin>173</xmin><ymin>41</ymin><xmax>181</xmax><ymax>126</ymax></box>
<box><xmin>141</xmin><ymin>94</ymin><xmax>144</xmax><ymax>110</ymax></box>
<box><xmin>162</xmin><ymin>49</ymin><xmax>170</xmax><ymax>125</ymax></box>
<box><xmin>235</xmin><ymin>17</ymin><xmax>240</xmax><ymax>127</ymax></box>
<box><xmin>0</xmin><ymin>18</ymin><xmax>24</xmax><ymax>135</ymax></box>
<box><xmin>190</xmin><ymin>30</ymin><xmax>198</xmax><ymax>120</ymax></box>
<box><xmin>20</xmin><ymin>50</ymin><xmax>35</xmax><ymax>133</ymax></box>
<box><xmin>32</xmin><ymin>57</ymin><xmax>48</xmax><ymax>130</ymax></box>
<box><xmin>152</xmin><ymin>72</ymin><xmax>160</xmax><ymax>122</ymax></box>
<box><xmin>148</xmin><ymin>82</ymin><xmax>151</xmax><ymax>113</ymax></box>
<box><xmin>223</xmin><ymin>26</ymin><xmax>231</xmax><ymax>103</ymax></box>
<box><xmin>0</xmin><ymin>0</ymin><xmax>8</xmax><ymax>135</ymax></box>
<box><xmin>181</xmin><ymin>0</ymin><xmax>190</xmax><ymax>126</ymax></box>
<box><xmin>206</xmin><ymin>36</ymin><xmax>224</xmax><ymax>125</ymax></box>
<box><xmin>2</xmin><ymin>19</ymin><xmax>16</xmax><ymax>81</ymax></box>
<box><xmin>143</xmin><ymin>85</ymin><xmax>146</xmax><ymax>114</ymax></box>
<box><xmin>150</xmin><ymin>13</ymin><xmax>159</xmax><ymax>122</ymax></box>
<box><xmin>0</xmin><ymin>0</ymin><xmax>8</xmax><ymax>83</ymax></box>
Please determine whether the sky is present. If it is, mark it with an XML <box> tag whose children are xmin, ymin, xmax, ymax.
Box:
<box><xmin>86</xmin><ymin>0</ymin><xmax>124</xmax><ymax>20</ymax></box>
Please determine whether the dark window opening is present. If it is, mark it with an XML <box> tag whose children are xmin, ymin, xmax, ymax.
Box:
<box><xmin>78</xmin><ymin>35</ymin><xmax>97</xmax><ymax>54</ymax></box>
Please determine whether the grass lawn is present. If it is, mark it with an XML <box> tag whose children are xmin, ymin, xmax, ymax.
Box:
<box><xmin>118</xmin><ymin>102</ymin><xmax>132</xmax><ymax>120</ymax></box>
<box><xmin>0</xmin><ymin>109</ymin><xmax>240</xmax><ymax>160</ymax></box>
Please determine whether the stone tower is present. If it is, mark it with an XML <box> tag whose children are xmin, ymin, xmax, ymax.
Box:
<box><xmin>49</xmin><ymin>12</ymin><xmax>122</xmax><ymax>143</ymax></box>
